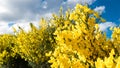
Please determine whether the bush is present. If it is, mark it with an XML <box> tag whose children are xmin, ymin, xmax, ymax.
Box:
<box><xmin>0</xmin><ymin>4</ymin><xmax>120</xmax><ymax>68</ymax></box>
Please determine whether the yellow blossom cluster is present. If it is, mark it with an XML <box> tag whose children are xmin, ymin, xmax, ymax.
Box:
<box><xmin>0</xmin><ymin>4</ymin><xmax>120</xmax><ymax>68</ymax></box>
<box><xmin>95</xmin><ymin>49</ymin><xmax>120</xmax><ymax>68</ymax></box>
<box><xmin>0</xmin><ymin>19</ymin><xmax>55</xmax><ymax>67</ymax></box>
<box><xmin>112</xmin><ymin>27</ymin><xmax>120</xmax><ymax>45</ymax></box>
<box><xmin>47</xmin><ymin>4</ymin><xmax>120</xmax><ymax>68</ymax></box>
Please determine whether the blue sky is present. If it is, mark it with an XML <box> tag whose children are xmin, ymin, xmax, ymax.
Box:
<box><xmin>0</xmin><ymin>0</ymin><xmax>119</xmax><ymax>37</ymax></box>
<box><xmin>92</xmin><ymin>0</ymin><xmax>120</xmax><ymax>23</ymax></box>
<box><xmin>92</xmin><ymin>0</ymin><xmax>120</xmax><ymax>38</ymax></box>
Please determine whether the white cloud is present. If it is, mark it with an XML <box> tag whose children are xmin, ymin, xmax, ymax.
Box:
<box><xmin>0</xmin><ymin>21</ymin><xmax>13</xmax><ymax>34</ymax></box>
<box><xmin>42</xmin><ymin>1</ymin><xmax>48</xmax><ymax>9</ymax></box>
<box><xmin>0</xmin><ymin>6</ymin><xmax>11</xmax><ymax>14</ymax></box>
<box><xmin>0</xmin><ymin>0</ymin><xmax>96</xmax><ymax>34</ymax></box>
<box><xmin>118</xmin><ymin>18</ymin><xmax>120</xmax><ymax>22</ymax></box>
<box><xmin>9</xmin><ymin>20</ymin><xmax>39</xmax><ymax>33</ymax></box>
<box><xmin>67</xmin><ymin>0</ymin><xmax>96</xmax><ymax>5</ymax></box>
<box><xmin>94</xmin><ymin>6</ymin><xmax>105</xmax><ymax>15</ymax></box>
<box><xmin>99</xmin><ymin>22</ymin><xmax>116</xmax><ymax>31</ymax></box>
<box><xmin>41</xmin><ymin>12</ymin><xmax>53</xmax><ymax>19</ymax></box>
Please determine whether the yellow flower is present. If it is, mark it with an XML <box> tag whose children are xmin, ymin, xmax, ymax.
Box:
<box><xmin>95</xmin><ymin>58</ymin><xmax>105</xmax><ymax>68</ymax></box>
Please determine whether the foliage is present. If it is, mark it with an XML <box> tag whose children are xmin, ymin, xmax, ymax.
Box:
<box><xmin>47</xmin><ymin>4</ymin><xmax>115</xmax><ymax>68</ymax></box>
<box><xmin>0</xmin><ymin>4</ymin><xmax>120</xmax><ymax>68</ymax></box>
<box><xmin>95</xmin><ymin>49</ymin><xmax>120</xmax><ymax>68</ymax></box>
<box><xmin>0</xmin><ymin>34</ymin><xmax>16</xmax><ymax>65</ymax></box>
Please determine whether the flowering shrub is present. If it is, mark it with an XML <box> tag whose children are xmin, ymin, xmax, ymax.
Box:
<box><xmin>95</xmin><ymin>49</ymin><xmax>120</xmax><ymax>68</ymax></box>
<box><xmin>47</xmin><ymin>4</ymin><xmax>117</xmax><ymax>68</ymax></box>
<box><xmin>0</xmin><ymin>4</ymin><xmax>120</xmax><ymax>68</ymax></box>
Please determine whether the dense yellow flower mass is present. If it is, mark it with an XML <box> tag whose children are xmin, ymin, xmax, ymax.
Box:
<box><xmin>95</xmin><ymin>49</ymin><xmax>120</xmax><ymax>68</ymax></box>
<box><xmin>112</xmin><ymin>27</ymin><xmax>120</xmax><ymax>52</ymax></box>
<box><xmin>0</xmin><ymin>4</ymin><xmax>120</xmax><ymax>68</ymax></box>
<box><xmin>47</xmin><ymin>4</ymin><xmax>120</xmax><ymax>68</ymax></box>
<box><xmin>0</xmin><ymin>34</ymin><xmax>16</xmax><ymax>64</ymax></box>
